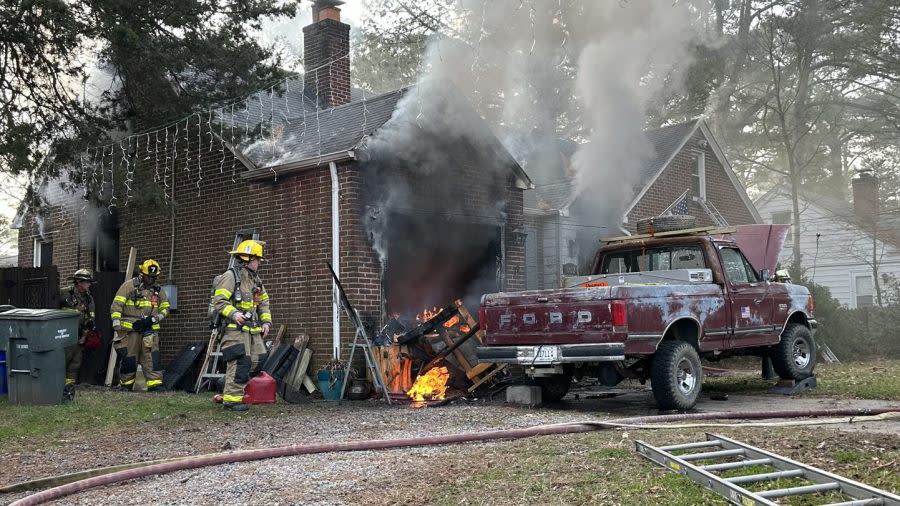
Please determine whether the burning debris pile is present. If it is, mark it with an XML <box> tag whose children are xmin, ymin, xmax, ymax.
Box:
<box><xmin>374</xmin><ymin>300</ymin><xmax>506</xmax><ymax>406</ymax></box>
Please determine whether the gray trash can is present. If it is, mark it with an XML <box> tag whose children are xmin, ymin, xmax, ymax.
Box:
<box><xmin>0</xmin><ymin>309</ymin><xmax>79</xmax><ymax>405</ymax></box>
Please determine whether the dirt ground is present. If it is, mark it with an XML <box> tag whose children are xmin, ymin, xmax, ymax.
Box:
<box><xmin>2</xmin><ymin>383</ymin><xmax>898</xmax><ymax>505</ymax></box>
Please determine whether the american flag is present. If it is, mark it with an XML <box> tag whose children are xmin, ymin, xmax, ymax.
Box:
<box><xmin>661</xmin><ymin>190</ymin><xmax>690</xmax><ymax>216</ymax></box>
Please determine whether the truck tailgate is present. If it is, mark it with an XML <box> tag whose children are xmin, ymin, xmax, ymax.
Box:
<box><xmin>481</xmin><ymin>287</ymin><xmax>618</xmax><ymax>345</ymax></box>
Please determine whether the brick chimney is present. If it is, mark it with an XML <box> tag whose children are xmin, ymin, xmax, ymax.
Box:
<box><xmin>303</xmin><ymin>0</ymin><xmax>351</xmax><ymax>108</ymax></box>
<box><xmin>851</xmin><ymin>170</ymin><xmax>879</xmax><ymax>223</ymax></box>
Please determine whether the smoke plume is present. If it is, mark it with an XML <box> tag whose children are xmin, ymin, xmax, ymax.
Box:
<box><xmin>363</xmin><ymin>0</ymin><xmax>701</xmax><ymax>312</ymax></box>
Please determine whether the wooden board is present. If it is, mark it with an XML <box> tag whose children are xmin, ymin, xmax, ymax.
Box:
<box><xmin>105</xmin><ymin>246</ymin><xmax>136</xmax><ymax>386</ymax></box>
<box><xmin>302</xmin><ymin>373</ymin><xmax>317</xmax><ymax>393</ymax></box>
<box><xmin>601</xmin><ymin>226</ymin><xmax>737</xmax><ymax>243</ymax></box>
<box><xmin>467</xmin><ymin>364</ymin><xmax>507</xmax><ymax>393</ymax></box>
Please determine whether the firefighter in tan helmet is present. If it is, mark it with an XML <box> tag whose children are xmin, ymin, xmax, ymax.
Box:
<box><xmin>210</xmin><ymin>239</ymin><xmax>272</xmax><ymax>411</ymax></box>
<box><xmin>60</xmin><ymin>269</ymin><xmax>98</xmax><ymax>398</ymax></box>
<box><xmin>110</xmin><ymin>259</ymin><xmax>170</xmax><ymax>391</ymax></box>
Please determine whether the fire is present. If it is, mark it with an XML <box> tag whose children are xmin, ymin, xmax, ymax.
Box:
<box><xmin>444</xmin><ymin>315</ymin><xmax>460</xmax><ymax>328</ymax></box>
<box><xmin>406</xmin><ymin>366</ymin><xmax>450</xmax><ymax>403</ymax></box>
<box><xmin>417</xmin><ymin>307</ymin><xmax>440</xmax><ymax>322</ymax></box>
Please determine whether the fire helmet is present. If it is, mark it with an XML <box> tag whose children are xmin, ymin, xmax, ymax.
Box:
<box><xmin>230</xmin><ymin>239</ymin><xmax>265</xmax><ymax>261</ymax></box>
<box><xmin>139</xmin><ymin>259</ymin><xmax>161</xmax><ymax>277</ymax></box>
<box><xmin>72</xmin><ymin>269</ymin><xmax>94</xmax><ymax>283</ymax></box>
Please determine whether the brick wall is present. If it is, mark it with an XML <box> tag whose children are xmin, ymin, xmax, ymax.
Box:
<box><xmin>17</xmin><ymin>181</ymin><xmax>86</xmax><ymax>278</ymax></box>
<box><xmin>627</xmin><ymin>129</ymin><xmax>757</xmax><ymax>229</ymax></box>
<box><xmin>303</xmin><ymin>18</ymin><xmax>351</xmax><ymax>108</ymax></box>
<box><xmin>19</xmin><ymin>130</ymin><xmax>526</xmax><ymax>370</ymax></box>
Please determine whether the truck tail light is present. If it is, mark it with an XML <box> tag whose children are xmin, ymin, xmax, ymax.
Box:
<box><xmin>808</xmin><ymin>295</ymin><xmax>815</xmax><ymax>313</ymax></box>
<box><xmin>478</xmin><ymin>306</ymin><xmax>487</xmax><ymax>330</ymax></box>
<box><xmin>611</xmin><ymin>300</ymin><xmax>627</xmax><ymax>327</ymax></box>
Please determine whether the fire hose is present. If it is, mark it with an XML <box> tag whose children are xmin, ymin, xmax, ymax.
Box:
<box><xmin>9</xmin><ymin>407</ymin><xmax>900</xmax><ymax>506</ymax></box>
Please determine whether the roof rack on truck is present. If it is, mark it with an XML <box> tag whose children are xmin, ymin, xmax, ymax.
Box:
<box><xmin>600</xmin><ymin>226</ymin><xmax>737</xmax><ymax>244</ymax></box>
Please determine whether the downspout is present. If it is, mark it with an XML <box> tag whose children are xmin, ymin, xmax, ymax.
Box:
<box><xmin>330</xmin><ymin>162</ymin><xmax>340</xmax><ymax>360</ymax></box>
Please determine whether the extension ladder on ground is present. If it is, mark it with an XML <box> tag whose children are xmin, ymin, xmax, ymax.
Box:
<box><xmin>194</xmin><ymin>334</ymin><xmax>225</xmax><ymax>393</ymax></box>
<box><xmin>339</xmin><ymin>307</ymin><xmax>391</xmax><ymax>404</ymax></box>
<box><xmin>636</xmin><ymin>433</ymin><xmax>900</xmax><ymax>506</ymax></box>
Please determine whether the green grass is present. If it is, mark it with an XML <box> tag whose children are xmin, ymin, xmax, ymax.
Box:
<box><xmin>704</xmin><ymin>359</ymin><xmax>900</xmax><ymax>400</ymax></box>
<box><xmin>0</xmin><ymin>389</ymin><xmax>287</xmax><ymax>445</ymax></box>
<box><xmin>375</xmin><ymin>428</ymin><xmax>900</xmax><ymax>505</ymax></box>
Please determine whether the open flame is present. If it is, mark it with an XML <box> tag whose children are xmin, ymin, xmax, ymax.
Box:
<box><xmin>406</xmin><ymin>366</ymin><xmax>449</xmax><ymax>403</ymax></box>
<box><xmin>416</xmin><ymin>306</ymin><xmax>440</xmax><ymax>322</ymax></box>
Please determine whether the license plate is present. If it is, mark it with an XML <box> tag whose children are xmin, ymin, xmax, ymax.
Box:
<box><xmin>532</xmin><ymin>346</ymin><xmax>559</xmax><ymax>363</ymax></box>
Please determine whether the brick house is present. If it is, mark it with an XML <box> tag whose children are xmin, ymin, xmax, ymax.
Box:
<box><xmin>524</xmin><ymin>119</ymin><xmax>761</xmax><ymax>289</ymax></box>
<box><xmin>16</xmin><ymin>3</ymin><xmax>530</xmax><ymax>371</ymax></box>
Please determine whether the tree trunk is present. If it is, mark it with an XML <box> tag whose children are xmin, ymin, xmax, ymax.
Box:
<box><xmin>873</xmin><ymin>225</ymin><xmax>883</xmax><ymax>307</ymax></box>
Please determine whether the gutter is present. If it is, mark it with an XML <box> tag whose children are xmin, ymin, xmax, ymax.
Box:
<box><xmin>330</xmin><ymin>161</ymin><xmax>341</xmax><ymax>360</ymax></box>
<box><xmin>242</xmin><ymin>150</ymin><xmax>355</xmax><ymax>181</ymax></box>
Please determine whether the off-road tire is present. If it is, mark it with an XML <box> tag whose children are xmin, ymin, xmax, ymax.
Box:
<box><xmin>636</xmin><ymin>215</ymin><xmax>697</xmax><ymax>234</ymax></box>
<box><xmin>534</xmin><ymin>374</ymin><xmax>573</xmax><ymax>403</ymax></box>
<box><xmin>651</xmin><ymin>340</ymin><xmax>702</xmax><ymax>410</ymax></box>
<box><xmin>770</xmin><ymin>323</ymin><xmax>816</xmax><ymax>380</ymax></box>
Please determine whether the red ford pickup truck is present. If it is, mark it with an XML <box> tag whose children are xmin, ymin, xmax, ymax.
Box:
<box><xmin>476</xmin><ymin>226</ymin><xmax>817</xmax><ymax>410</ymax></box>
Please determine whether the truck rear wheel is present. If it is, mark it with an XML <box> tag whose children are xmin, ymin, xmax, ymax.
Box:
<box><xmin>534</xmin><ymin>375</ymin><xmax>572</xmax><ymax>403</ymax></box>
<box><xmin>770</xmin><ymin>323</ymin><xmax>816</xmax><ymax>380</ymax></box>
<box><xmin>651</xmin><ymin>340</ymin><xmax>702</xmax><ymax>410</ymax></box>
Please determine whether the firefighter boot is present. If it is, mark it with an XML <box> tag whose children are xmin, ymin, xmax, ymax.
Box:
<box><xmin>223</xmin><ymin>402</ymin><xmax>249</xmax><ymax>412</ymax></box>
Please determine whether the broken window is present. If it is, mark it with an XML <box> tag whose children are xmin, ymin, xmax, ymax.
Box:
<box><xmin>33</xmin><ymin>239</ymin><xmax>53</xmax><ymax>268</ymax></box>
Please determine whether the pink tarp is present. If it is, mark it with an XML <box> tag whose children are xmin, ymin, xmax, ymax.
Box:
<box><xmin>733</xmin><ymin>224</ymin><xmax>790</xmax><ymax>274</ymax></box>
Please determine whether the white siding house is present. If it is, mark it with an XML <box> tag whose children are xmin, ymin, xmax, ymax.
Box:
<box><xmin>755</xmin><ymin>188</ymin><xmax>900</xmax><ymax>308</ymax></box>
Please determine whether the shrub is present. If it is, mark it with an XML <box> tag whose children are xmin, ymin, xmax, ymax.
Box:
<box><xmin>801</xmin><ymin>277</ymin><xmax>900</xmax><ymax>361</ymax></box>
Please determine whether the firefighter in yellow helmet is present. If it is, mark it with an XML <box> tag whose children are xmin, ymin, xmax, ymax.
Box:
<box><xmin>59</xmin><ymin>269</ymin><xmax>97</xmax><ymax>398</ymax></box>
<box><xmin>110</xmin><ymin>259</ymin><xmax>170</xmax><ymax>391</ymax></box>
<box><xmin>209</xmin><ymin>240</ymin><xmax>272</xmax><ymax>411</ymax></box>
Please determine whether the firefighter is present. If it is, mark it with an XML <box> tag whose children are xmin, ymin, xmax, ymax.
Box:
<box><xmin>60</xmin><ymin>269</ymin><xmax>97</xmax><ymax>396</ymax></box>
<box><xmin>210</xmin><ymin>239</ymin><xmax>272</xmax><ymax>411</ymax></box>
<box><xmin>110</xmin><ymin>259</ymin><xmax>170</xmax><ymax>391</ymax></box>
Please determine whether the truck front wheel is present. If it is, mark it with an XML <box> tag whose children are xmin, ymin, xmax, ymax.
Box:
<box><xmin>651</xmin><ymin>341</ymin><xmax>702</xmax><ymax>410</ymax></box>
<box><xmin>770</xmin><ymin>323</ymin><xmax>816</xmax><ymax>381</ymax></box>
<box><xmin>534</xmin><ymin>374</ymin><xmax>572</xmax><ymax>403</ymax></box>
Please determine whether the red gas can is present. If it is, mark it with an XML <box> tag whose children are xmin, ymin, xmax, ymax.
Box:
<box><xmin>242</xmin><ymin>372</ymin><xmax>277</xmax><ymax>405</ymax></box>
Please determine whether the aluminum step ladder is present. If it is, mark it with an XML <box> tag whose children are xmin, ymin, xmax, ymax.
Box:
<box><xmin>194</xmin><ymin>230</ymin><xmax>259</xmax><ymax>394</ymax></box>
<box><xmin>340</xmin><ymin>307</ymin><xmax>390</xmax><ymax>404</ymax></box>
<box><xmin>194</xmin><ymin>334</ymin><xmax>226</xmax><ymax>393</ymax></box>
<box><xmin>326</xmin><ymin>262</ymin><xmax>391</xmax><ymax>404</ymax></box>
<box><xmin>636</xmin><ymin>433</ymin><xmax>900</xmax><ymax>506</ymax></box>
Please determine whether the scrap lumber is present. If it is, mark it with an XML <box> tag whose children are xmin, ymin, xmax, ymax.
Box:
<box><xmin>105</xmin><ymin>246</ymin><xmax>137</xmax><ymax>387</ymax></box>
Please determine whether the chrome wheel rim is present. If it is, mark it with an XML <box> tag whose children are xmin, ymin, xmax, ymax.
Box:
<box><xmin>676</xmin><ymin>358</ymin><xmax>697</xmax><ymax>395</ymax></box>
<box><xmin>793</xmin><ymin>338</ymin><xmax>811</xmax><ymax>368</ymax></box>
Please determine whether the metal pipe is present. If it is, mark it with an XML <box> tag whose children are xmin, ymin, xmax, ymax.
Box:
<box><xmin>11</xmin><ymin>407</ymin><xmax>899</xmax><ymax>506</ymax></box>
<box><xmin>330</xmin><ymin>161</ymin><xmax>340</xmax><ymax>359</ymax></box>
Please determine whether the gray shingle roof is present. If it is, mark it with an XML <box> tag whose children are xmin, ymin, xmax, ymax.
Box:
<box><xmin>239</xmin><ymin>87</ymin><xmax>406</xmax><ymax>167</ymax></box>
<box><xmin>524</xmin><ymin>119</ymin><xmax>700</xmax><ymax>214</ymax></box>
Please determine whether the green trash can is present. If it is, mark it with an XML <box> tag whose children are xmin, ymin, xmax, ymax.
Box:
<box><xmin>0</xmin><ymin>309</ymin><xmax>79</xmax><ymax>405</ymax></box>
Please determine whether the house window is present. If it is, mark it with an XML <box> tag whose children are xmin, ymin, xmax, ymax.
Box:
<box><xmin>855</xmin><ymin>275</ymin><xmax>874</xmax><ymax>308</ymax></box>
<box><xmin>33</xmin><ymin>239</ymin><xmax>53</xmax><ymax>268</ymax></box>
<box><xmin>694</xmin><ymin>152</ymin><xmax>707</xmax><ymax>201</ymax></box>
<box><xmin>772</xmin><ymin>210</ymin><xmax>793</xmax><ymax>242</ymax></box>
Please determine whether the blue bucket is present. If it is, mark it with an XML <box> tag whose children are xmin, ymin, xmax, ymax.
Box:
<box><xmin>0</xmin><ymin>350</ymin><xmax>7</xmax><ymax>396</ymax></box>
<box><xmin>317</xmin><ymin>370</ymin><xmax>345</xmax><ymax>401</ymax></box>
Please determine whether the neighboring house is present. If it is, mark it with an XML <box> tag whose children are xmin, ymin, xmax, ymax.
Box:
<box><xmin>523</xmin><ymin>119</ymin><xmax>761</xmax><ymax>290</ymax></box>
<box><xmin>754</xmin><ymin>174</ymin><xmax>900</xmax><ymax>308</ymax></box>
<box><xmin>15</xmin><ymin>2</ymin><xmax>530</xmax><ymax>367</ymax></box>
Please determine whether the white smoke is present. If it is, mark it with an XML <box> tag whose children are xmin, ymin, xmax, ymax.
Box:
<box><xmin>361</xmin><ymin>1</ymin><xmax>703</xmax><ymax>311</ymax></box>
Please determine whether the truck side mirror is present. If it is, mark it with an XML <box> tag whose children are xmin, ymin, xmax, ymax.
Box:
<box><xmin>759</xmin><ymin>269</ymin><xmax>770</xmax><ymax>281</ymax></box>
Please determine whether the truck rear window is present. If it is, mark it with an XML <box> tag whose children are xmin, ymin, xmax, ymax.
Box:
<box><xmin>600</xmin><ymin>246</ymin><xmax>705</xmax><ymax>274</ymax></box>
